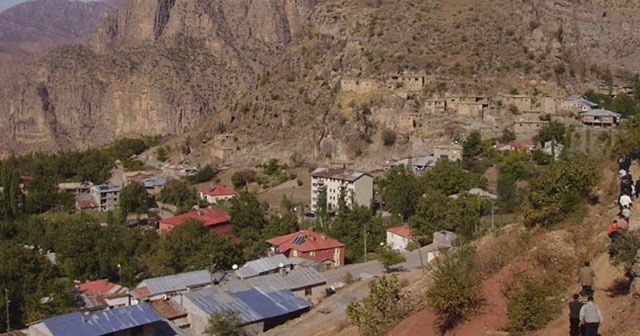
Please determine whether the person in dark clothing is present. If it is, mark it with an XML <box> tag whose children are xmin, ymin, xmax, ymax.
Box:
<box><xmin>635</xmin><ymin>179</ymin><xmax>640</xmax><ymax>199</ymax></box>
<box><xmin>569</xmin><ymin>294</ymin><xmax>584</xmax><ymax>336</ymax></box>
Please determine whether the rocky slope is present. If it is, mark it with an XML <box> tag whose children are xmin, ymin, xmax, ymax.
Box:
<box><xmin>0</xmin><ymin>0</ymin><xmax>639</xmax><ymax>160</ymax></box>
<box><xmin>0</xmin><ymin>0</ymin><xmax>124</xmax><ymax>82</ymax></box>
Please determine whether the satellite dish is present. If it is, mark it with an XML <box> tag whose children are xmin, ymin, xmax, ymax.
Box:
<box><xmin>278</xmin><ymin>263</ymin><xmax>284</xmax><ymax>268</ymax></box>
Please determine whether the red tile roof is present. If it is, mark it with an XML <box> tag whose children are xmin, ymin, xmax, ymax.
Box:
<box><xmin>200</xmin><ymin>186</ymin><xmax>239</xmax><ymax>197</ymax></box>
<box><xmin>267</xmin><ymin>230</ymin><xmax>345</xmax><ymax>253</ymax></box>
<box><xmin>132</xmin><ymin>287</ymin><xmax>150</xmax><ymax>300</ymax></box>
<box><xmin>387</xmin><ymin>226</ymin><xmax>414</xmax><ymax>239</ymax></box>
<box><xmin>160</xmin><ymin>208</ymin><xmax>231</xmax><ymax>228</ymax></box>
<box><xmin>78</xmin><ymin>280</ymin><xmax>116</xmax><ymax>296</ymax></box>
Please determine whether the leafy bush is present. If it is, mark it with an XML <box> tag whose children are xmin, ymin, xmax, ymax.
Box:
<box><xmin>426</xmin><ymin>245</ymin><xmax>484</xmax><ymax>333</ymax></box>
<box><xmin>347</xmin><ymin>274</ymin><xmax>417</xmax><ymax>336</ymax></box>
<box><xmin>610</xmin><ymin>231</ymin><xmax>640</xmax><ymax>267</ymax></box>
<box><xmin>187</xmin><ymin>164</ymin><xmax>218</xmax><ymax>183</ymax></box>
<box><xmin>382</xmin><ymin>128</ymin><xmax>397</xmax><ymax>147</ymax></box>
<box><xmin>506</xmin><ymin>275</ymin><xmax>560</xmax><ymax>333</ymax></box>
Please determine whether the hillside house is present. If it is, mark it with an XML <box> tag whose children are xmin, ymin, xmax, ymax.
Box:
<box><xmin>424</xmin><ymin>99</ymin><xmax>446</xmax><ymax>114</ymax></box>
<box><xmin>178</xmin><ymin>287</ymin><xmax>310</xmax><ymax>335</ymax></box>
<box><xmin>340</xmin><ymin>78</ymin><xmax>379</xmax><ymax>93</ymax></box>
<box><xmin>199</xmin><ymin>186</ymin><xmax>239</xmax><ymax>204</ymax></box>
<box><xmin>158</xmin><ymin>208</ymin><xmax>232</xmax><ymax>235</ymax></box>
<box><xmin>456</xmin><ymin>102</ymin><xmax>484</xmax><ymax>118</ymax></box>
<box><xmin>559</xmin><ymin>96</ymin><xmax>598</xmax><ymax>114</ymax></box>
<box><xmin>445</xmin><ymin>95</ymin><xmax>487</xmax><ymax>112</ymax></box>
<box><xmin>76</xmin><ymin>279</ymin><xmax>134</xmax><ymax>312</ymax></box>
<box><xmin>412</xmin><ymin>154</ymin><xmax>439</xmax><ymax>171</ymax></box>
<box><xmin>89</xmin><ymin>185</ymin><xmax>120</xmax><ymax>212</ymax></box>
<box><xmin>28</xmin><ymin>303</ymin><xmax>162</xmax><ymax>336</ymax></box>
<box><xmin>133</xmin><ymin>270</ymin><xmax>212</xmax><ymax>302</ymax></box>
<box><xmin>267</xmin><ymin>230</ymin><xmax>346</xmax><ymax>267</ymax></box>
<box><xmin>433</xmin><ymin>143</ymin><xmax>463</xmax><ymax>161</ymax></box>
<box><xmin>389</xmin><ymin>72</ymin><xmax>426</xmax><ymax>90</ymax></box>
<box><xmin>310</xmin><ymin>167</ymin><xmax>373</xmax><ymax>213</ymax></box>
<box><xmin>386</xmin><ymin>226</ymin><xmax>414</xmax><ymax>252</ymax></box>
<box><xmin>514</xmin><ymin>119</ymin><xmax>548</xmax><ymax>142</ymax></box>
<box><xmin>58</xmin><ymin>182</ymin><xmax>93</xmax><ymax>194</ymax></box>
<box><xmin>580</xmin><ymin>109</ymin><xmax>621</xmax><ymax>127</ymax></box>
<box><xmin>493</xmin><ymin>141</ymin><xmax>535</xmax><ymax>152</ymax></box>
<box><xmin>397</xmin><ymin>113</ymin><xmax>418</xmax><ymax>132</ymax></box>
<box><xmin>498</xmin><ymin>93</ymin><xmax>532</xmax><ymax>111</ymax></box>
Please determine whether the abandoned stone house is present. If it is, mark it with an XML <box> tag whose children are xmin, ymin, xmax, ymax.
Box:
<box><xmin>340</xmin><ymin>78</ymin><xmax>379</xmax><ymax>93</ymax></box>
<box><xmin>514</xmin><ymin>119</ymin><xmax>548</xmax><ymax>142</ymax></box>
<box><xmin>497</xmin><ymin>93</ymin><xmax>532</xmax><ymax>111</ymax></box>
<box><xmin>424</xmin><ymin>99</ymin><xmax>446</xmax><ymax>114</ymax></box>
<box><xmin>397</xmin><ymin>113</ymin><xmax>419</xmax><ymax>132</ymax></box>
<box><xmin>389</xmin><ymin>72</ymin><xmax>426</xmax><ymax>90</ymax></box>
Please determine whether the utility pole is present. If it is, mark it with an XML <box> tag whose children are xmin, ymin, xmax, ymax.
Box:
<box><xmin>363</xmin><ymin>222</ymin><xmax>367</xmax><ymax>263</ymax></box>
<box><xmin>491</xmin><ymin>200</ymin><xmax>496</xmax><ymax>232</ymax></box>
<box><xmin>4</xmin><ymin>288</ymin><xmax>9</xmax><ymax>333</ymax></box>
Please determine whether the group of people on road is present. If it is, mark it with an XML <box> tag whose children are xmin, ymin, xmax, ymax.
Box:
<box><xmin>568</xmin><ymin>155</ymin><xmax>637</xmax><ymax>335</ymax></box>
<box><xmin>571</xmin><ymin>261</ymin><xmax>603</xmax><ymax>336</ymax></box>
<box><xmin>608</xmin><ymin>155</ymin><xmax>636</xmax><ymax>252</ymax></box>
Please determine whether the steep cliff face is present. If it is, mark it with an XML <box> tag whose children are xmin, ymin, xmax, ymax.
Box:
<box><xmin>0</xmin><ymin>0</ymin><xmax>639</xmax><ymax>158</ymax></box>
<box><xmin>0</xmin><ymin>0</ymin><xmax>318</xmax><ymax>154</ymax></box>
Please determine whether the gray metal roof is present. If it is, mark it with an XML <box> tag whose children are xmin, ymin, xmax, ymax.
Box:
<box><xmin>137</xmin><ymin>270</ymin><xmax>211</xmax><ymax>296</ymax></box>
<box><xmin>42</xmin><ymin>303</ymin><xmax>161</xmax><ymax>336</ymax></box>
<box><xmin>235</xmin><ymin>254</ymin><xmax>292</xmax><ymax>279</ymax></box>
<box><xmin>569</xmin><ymin>96</ymin><xmax>599</xmax><ymax>108</ymax></box>
<box><xmin>580</xmin><ymin>108</ymin><xmax>621</xmax><ymax>118</ymax></box>
<box><xmin>413</xmin><ymin>155</ymin><xmax>438</xmax><ymax>168</ymax></box>
<box><xmin>344</xmin><ymin>172</ymin><xmax>366</xmax><ymax>182</ymax></box>
<box><xmin>184</xmin><ymin>287</ymin><xmax>310</xmax><ymax>324</ymax></box>
<box><xmin>244</xmin><ymin>266</ymin><xmax>327</xmax><ymax>292</ymax></box>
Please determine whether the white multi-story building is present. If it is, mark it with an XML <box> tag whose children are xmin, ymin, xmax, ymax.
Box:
<box><xmin>310</xmin><ymin>168</ymin><xmax>373</xmax><ymax>213</ymax></box>
<box><xmin>90</xmin><ymin>185</ymin><xmax>121</xmax><ymax>212</ymax></box>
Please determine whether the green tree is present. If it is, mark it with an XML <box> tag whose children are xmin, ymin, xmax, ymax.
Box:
<box><xmin>329</xmin><ymin>206</ymin><xmax>384</xmax><ymax>263</ymax></box>
<box><xmin>378</xmin><ymin>165</ymin><xmax>420</xmax><ymax>220</ymax></box>
<box><xmin>205</xmin><ymin>310</ymin><xmax>246</xmax><ymax>336</ymax></box>
<box><xmin>420</xmin><ymin>160</ymin><xmax>482</xmax><ymax>196</ymax></box>
<box><xmin>159</xmin><ymin>180</ymin><xmax>197</xmax><ymax>211</ymax></box>
<box><xmin>506</xmin><ymin>275</ymin><xmax>559</xmax><ymax>333</ymax></box>
<box><xmin>500</xmin><ymin>151</ymin><xmax>530</xmax><ymax>180</ymax></box>
<box><xmin>609</xmin><ymin>92</ymin><xmax>637</xmax><ymax>116</ymax></box>
<box><xmin>229</xmin><ymin>192</ymin><xmax>268</xmax><ymax>260</ymax></box>
<box><xmin>462</xmin><ymin>131</ymin><xmax>483</xmax><ymax>164</ymax></box>
<box><xmin>410</xmin><ymin>191</ymin><xmax>481</xmax><ymax>243</ymax></box>
<box><xmin>426</xmin><ymin>245</ymin><xmax>484</xmax><ymax>333</ymax></box>
<box><xmin>534</xmin><ymin>120</ymin><xmax>566</xmax><ymax>147</ymax></box>
<box><xmin>347</xmin><ymin>274</ymin><xmax>416</xmax><ymax>336</ymax></box>
<box><xmin>523</xmin><ymin>153</ymin><xmax>598</xmax><ymax>228</ymax></box>
<box><xmin>119</xmin><ymin>182</ymin><xmax>150</xmax><ymax>221</ymax></box>
<box><xmin>156</xmin><ymin>147</ymin><xmax>168</xmax><ymax>162</ymax></box>
<box><xmin>500</xmin><ymin>128</ymin><xmax>516</xmax><ymax>143</ymax></box>
<box><xmin>188</xmin><ymin>164</ymin><xmax>219</xmax><ymax>183</ymax></box>
<box><xmin>377</xmin><ymin>246</ymin><xmax>406</xmax><ymax>272</ymax></box>
<box><xmin>263</xmin><ymin>213</ymin><xmax>299</xmax><ymax>239</ymax></box>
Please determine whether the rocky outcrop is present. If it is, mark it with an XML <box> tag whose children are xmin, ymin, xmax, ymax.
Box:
<box><xmin>0</xmin><ymin>0</ymin><xmax>318</xmax><ymax>155</ymax></box>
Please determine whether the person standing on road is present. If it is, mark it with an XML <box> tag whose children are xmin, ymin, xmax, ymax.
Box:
<box><xmin>579</xmin><ymin>296</ymin><xmax>603</xmax><ymax>336</ymax></box>
<box><xmin>569</xmin><ymin>294</ymin><xmax>583</xmax><ymax>336</ymax></box>
<box><xmin>579</xmin><ymin>261</ymin><xmax>594</xmax><ymax>296</ymax></box>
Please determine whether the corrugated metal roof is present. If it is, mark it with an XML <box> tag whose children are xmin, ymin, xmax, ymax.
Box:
<box><xmin>137</xmin><ymin>270</ymin><xmax>211</xmax><ymax>297</ymax></box>
<box><xmin>569</xmin><ymin>96</ymin><xmax>599</xmax><ymax>107</ymax></box>
<box><xmin>42</xmin><ymin>303</ymin><xmax>161</xmax><ymax>336</ymax></box>
<box><xmin>184</xmin><ymin>288</ymin><xmax>310</xmax><ymax>324</ymax></box>
<box><xmin>413</xmin><ymin>155</ymin><xmax>438</xmax><ymax>168</ymax></box>
<box><xmin>244</xmin><ymin>266</ymin><xmax>327</xmax><ymax>292</ymax></box>
<box><xmin>580</xmin><ymin>108</ymin><xmax>621</xmax><ymax>118</ymax></box>
<box><xmin>235</xmin><ymin>254</ymin><xmax>292</xmax><ymax>279</ymax></box>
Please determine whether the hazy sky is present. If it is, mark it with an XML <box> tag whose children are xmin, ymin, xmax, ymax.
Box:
<box><xmin>0</xmin><ymin>0</ymin><xmax>101</xmax><ymax>13</ymax></box>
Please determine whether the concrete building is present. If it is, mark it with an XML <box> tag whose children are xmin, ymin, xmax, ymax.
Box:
<box><xmin>310</xmin><ymin>167</ymin><xmax>373</xmax><ymax>212</ymax></box>
<box><xmin>89</xmin><ymin>185</ymin><xmax>121</xmax><ymax>212</ymax></box>
<box><xmin>199</xmin><ymin>186</ymin><xmax>239</xmax><ymax>204</ymax></box>
<box><xmin>386</xmin><ymin>226</ymin><xmax>414</xmax><ymax>252</ymax></box>
<box><xmin>580</xmin><ymin>109</ymin><xmax>621</xmax><ymax>127</ymax></box>
<box><xmin>267</xmin><ymin>230</ymin><xmax>346</xmax><ymax>267</ymax></box>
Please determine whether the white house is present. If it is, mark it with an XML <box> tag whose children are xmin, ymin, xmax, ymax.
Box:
<box><xmin>310</xmin><ymin>168</ymin><xmax>373</xmax><ymax>213</ymax></box>
<box><xmin>386</xmin><ymin>226</ymin><xmax>414</xmax><ymax>252</ymax></box>
<box><xmin>199</xmin><ymin>186</ymin><xmax>239</xmax><ymax>204</ymax></box>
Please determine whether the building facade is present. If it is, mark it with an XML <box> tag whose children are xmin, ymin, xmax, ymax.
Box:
<box><xmin>267</xmin><ymin>230</ymin><xmax>346</xmax><ymax>267</ymax></box>
<box><xmin>310</xmin><ymin>168</ymin><xmax>373</xmax><ymax>213</ymax></box>
<box><xmin>89</xmin><ymin>185</ymin><xmax>121</xmax><ymax>212</ymax></box>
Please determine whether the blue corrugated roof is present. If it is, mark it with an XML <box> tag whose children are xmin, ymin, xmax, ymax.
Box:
<box><xmin>185</xmin><ymin>288</ymin><xmax>310</xmax><ymax>324</ymax></box>
<box><xmin>42</xmin><ymin>303</ymin><xmax>161</xmax><ymax>336</ymax></box>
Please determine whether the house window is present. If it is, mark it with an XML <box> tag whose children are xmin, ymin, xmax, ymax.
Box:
<box><xmin>310</xmin><ymin>251</ymin><xmax>315</xmax><ymax>257</ymax></box>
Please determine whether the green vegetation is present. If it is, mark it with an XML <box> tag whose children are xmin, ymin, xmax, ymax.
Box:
<box><xmin>187</xmin><ymin>164</ymin><xmax>219</xmax><ymax>183</ymax></box>
<box><xmin>382</xmin><ymin>128</ymin><xmax>397</xmax><ymax>147</ymax></box>
<box><xmin>347</xmin><ymin>274</ymin><xmax>417</xmax><ymax>336</ymax></box>
<box><xmin>523</xmin><ymin>153</ymin><xmax>598</xmax><ymax>228</ymax></box>
<box><xmin>205</xmin><ymin>310</ymin><xmax>246</xmax><ymax>336</ymax></box>
<box><xmin>329</xmin><ymin>205</ymin><xmax>384</xmax><ymax>263</ymax></box>
<box><xmin>505</xmin><ymin>275</ymin><xmax>561</xmax><ymax>333</ymax></box>
<box><xmin>426</xmin><ymin>245</ymin><xmax>483</xmax><ymax>333</ymax></box>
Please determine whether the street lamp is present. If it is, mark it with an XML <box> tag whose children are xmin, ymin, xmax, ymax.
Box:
<box><xmin>117</xmin><ymin>264</ymin><xmax>122</xmax><ymax>284</ymax></box>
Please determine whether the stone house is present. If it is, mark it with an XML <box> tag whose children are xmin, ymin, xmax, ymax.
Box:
<box><xmin>424</xmin><ymin>99</ymin><xmax>446</xmax><ymax>114</ymax></box>
<box><xmin>340</xmin><ymin>78</ymin><xmax>379</xmax><ymax>93</ymax></box>
<box><xmin>389</xmin><ymin>72</ymin><xmax>426</xmax><ymax>90</ymax></box>
<box><xmin>498</xmin><ymin>93</ymin><xmax>532</xmax><ymax>111</ymax></box>
<box><xmin>433</xmin><ymin>143</ymin><xmax>463</xmax><ymax>161</ymax></box>
<box><xmin>514</xmin><ymin>119</ymin><xmax>548</xmax><ymax>142</ymax></box>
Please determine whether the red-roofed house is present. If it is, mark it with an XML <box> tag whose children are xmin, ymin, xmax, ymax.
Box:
<box><xmin>76</xmin><ymin>279</ymin><xmax>133</xmax><ymax>311</ymax></box>
<box><xmin>267</xmin><ymin>230</ymin><xmax>345</xmax><ymax>267</ymax></box>
<box><xmin>158</xmin><ymin>208</ymin><xmax>232</xmax><ymax>235</ymax></box>
<box><xmin>199</xmin><ymin>186</ymin><xmax>239</xmax><ymax>204</ymax></box>
<box><xmin>386</xmin><ymin>226</ymin><xmax>415</xmax><ymax>252</ymax></box>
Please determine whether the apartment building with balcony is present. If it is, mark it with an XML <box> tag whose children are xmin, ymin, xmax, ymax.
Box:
<box><xmin>310</xmin><ymin>167</ymin><xmax>373</xmax><ymax>213</ymax></box>
<box><xmin>90</xmin><ymin>184</ymin><xmax>121</xmax><ymax>212</ymax></box>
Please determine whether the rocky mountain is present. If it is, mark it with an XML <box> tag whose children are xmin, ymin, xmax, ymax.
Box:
<box><xmin>0</xmin><ymin>0</ymin><xmax>639</xmax><ymax>161</ymax></box>
<box><xmin>0</xmin><ymin>0</ymin><xmax>124</xmax><ymax>82</ymax></box>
